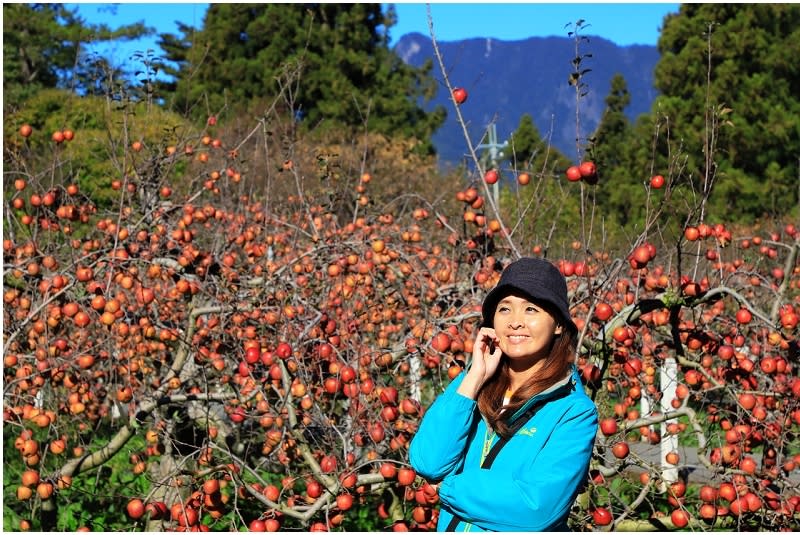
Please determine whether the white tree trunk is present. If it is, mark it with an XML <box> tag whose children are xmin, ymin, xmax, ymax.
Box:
<box><xmin>659</xmin><ymin>357</ymin><xmax>679</xmax><ymax>484</ymax></box>
<box><xmin>640</xmin><ymin>389</ymin><xmax>652</xmax><ymax>439</ymax></box>
<box><xmin>409</xmin><ymin>353</ymin><xmax>422</xmax><ymax>402</ymax></box>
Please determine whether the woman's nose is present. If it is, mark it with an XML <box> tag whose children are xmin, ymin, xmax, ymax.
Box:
<box><xmin>508</xmin><ymin>313</ymin><xmax>523</xmax><ymax>328</ymax></box>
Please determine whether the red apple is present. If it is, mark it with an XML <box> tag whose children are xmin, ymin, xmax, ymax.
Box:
<box><xmin>340</xmin><ymin>366</ymin><xmax>356</xmax><ymax>383</ymax></box>
<box><xmin>612</xmin><ymin>441</ymin><xmax>630</xmax><ymax>459</ymax></box>
<box><xmin>699</xmin><ymin>503</ymin><xmax>717</xmax><ymax>523</ymax></box>
<box><xmin>397</xmin><ymin>467</ymin><xmax>416</xmax><ymax>486</ymax></box>
<box><xmin>599</xmin><ymin>418</ymin><xmax>618</xmax><ymax>436</ymax></box>
<box><xmin>579</xmin><ymin>161</ymin><xmax>596</xmax><ymax>178</ymax></box>
<box><xmin>126</xmin><ymin>498</ymin><xmax>145</xmax><ymax>519</ymax></box>
<box><xmin>145</xmin><ymin>501</ymin><xmax>168</xmax><ymax>520</ymax></box>
<box><xmin>670</xmin><ymin>509</ymin><xmax>689</xmax><ymax>528</ymax></box>
<box><xmin>431</xmin><ymin>332</ymin><xmax>451</xmax><ymax>353</ymax></box>
<box><xmin>306</xmin><ymin>479</ymin><xmax>322</xmax><ymax>498</ymax></box>
<box><xmin>565</xmin><ymin>165</ymin><xmax>582</xmax><ymax>182</ymax></box>
<box><xmin>379</xmin><ymin>386</ymin><xmax>398</xmax><ymax>406</ymax></box>
<box><xmin>699</xmin><ymin>485</ymin><xmax>718</xmax><ymax>503</ymax></box>
<box><xmin>249</xmin><ymin>519</ymin><xmax>266</xmax><ymax>531</ymax></box>
<box><xmin>591</xmin><ymin>507</ymin><xmax>612</xmax><ymax>526</ymax></box>
<box><xmin>380</xmin><ymin>462</ymin><xmax>397</xmax><ymax>479</ymax></box>
<box><xmin>275</xmin><ymin>342</ymin><xmax>292</xmax><ymax>359</ymax></box>
<box><xmin>735</xmin><ymin>308</ymin><xmax>752</xmax><ymax>324</ymax></box>
<box><xmin>650</xmin><ymin>174</ymin><xmax>665</xmax><ymax>188</ymax></box>
<box><xmin>632</xmin><ymin>245</ymin><xmax>652</xmax><ymax>264</ymax></box>
<box><xmin>244</xmin><ymin>346</ymin><xmax>261</xmax><ymax>364</ymax></box>
<box><xmin>595</xmin><ymin>303</ymin><xmax>613</xmax><ymax>322</ymax></box>
<box><xmin>684</xmin><ymin>226</ymin><xmax>700</xmax><ymax>241</ymax></box>
<box><xmin>320</xmin><ymin>455</ymin><xmax>337</xmax><ymax>473</ymax></box>
<box><xmin>336</xmin><ymin>493</ymin><xmax>354</xmax><ymax>511</ymax></box>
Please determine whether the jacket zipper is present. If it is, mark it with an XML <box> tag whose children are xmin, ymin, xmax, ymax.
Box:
<box><xmin>479</xmin><ymin>427</ymin><xmax>496</xmax><ymax>466</ymax></box>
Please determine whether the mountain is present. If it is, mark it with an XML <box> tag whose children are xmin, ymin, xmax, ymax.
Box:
<box><xmin>394</xmin><ymin>32</ymin><xmax>660</xmax><ymax>169</ymax></box>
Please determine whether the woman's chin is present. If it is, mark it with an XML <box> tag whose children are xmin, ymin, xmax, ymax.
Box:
<box><xmin>502</xmin><ymin>346</ymin><xmax>547</xmax><ymax>365</ymax></box>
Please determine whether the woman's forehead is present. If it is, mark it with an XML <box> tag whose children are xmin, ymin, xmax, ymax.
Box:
<box><xmin>497</xmin><ymin>293</ymin><xmax>537</xmax><ymax>305</ymax></box>
<box><xmin>495</xmin><ymin>292</ymin><xmax>556</xmax><ymax>315</ymax></box>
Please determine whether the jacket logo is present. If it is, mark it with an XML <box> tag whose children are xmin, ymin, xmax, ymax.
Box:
<box><xmin>518</xmin><ymin>426</ymin><xmax>537</xmax><ymax>437</ymax></box>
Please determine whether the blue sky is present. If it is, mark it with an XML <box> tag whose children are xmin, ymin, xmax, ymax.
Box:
<box><xmin>390</xmin><ymin>3</ymin><xmax>679</xmax><ymax>45</ymax></box>
<box><xmin>66</xmin><ymin>3</ymin><xmax>679</xmax><ymax>70</ymax></box>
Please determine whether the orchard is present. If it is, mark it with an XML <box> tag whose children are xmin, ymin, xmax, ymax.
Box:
<box><xmin>4</xmin><ymin>11</ymin><xmax>800</xmax><ymax>535</ymax></box>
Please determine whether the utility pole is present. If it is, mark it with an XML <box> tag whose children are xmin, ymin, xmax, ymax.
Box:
<box><xmin>476</xmin><ymin>123</ymin><xmax>508</xmax><ymax>208</ymax></box>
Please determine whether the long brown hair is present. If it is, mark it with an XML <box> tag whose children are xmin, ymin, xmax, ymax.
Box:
<box><xmin>476</xmin><ymin>326</ymin><xmax>576</xmax><ymax>438</ymax></box>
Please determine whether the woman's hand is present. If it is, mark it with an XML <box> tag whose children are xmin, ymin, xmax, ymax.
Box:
<box><xmin>457</xmin><ymin>327</ymin><xmax>502</xmax><ymax>399</ymax></box>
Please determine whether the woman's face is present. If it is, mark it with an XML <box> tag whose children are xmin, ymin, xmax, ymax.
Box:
<box><xmin>492</xmin><ymin>293</ymin><xmax>562</xmax><ymax>369</ymax></box>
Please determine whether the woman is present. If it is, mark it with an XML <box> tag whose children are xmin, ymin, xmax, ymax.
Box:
<box><xmin>409</xmin><ymin>257</ymin><xmax>598</xmax><ymax>531</ymax></box>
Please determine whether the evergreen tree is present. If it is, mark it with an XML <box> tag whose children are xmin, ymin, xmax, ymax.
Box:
<box><xmin>589</xmin><ymin>73</ymin><xmax>642</xmax><ymax>227</ymax></box>
<box><xmin>507</xmin><ymin>114</ymin><xmax>570</xmax><ymax>176</ymax></box>
<box><xmin>590</xmin><ymin>74</ymin><xmax>632</xmax><ymax>169</ymax></box>
<box><xmin>499</xmin><ymin>114</ymin><xmax>581</xmax><ymax>247</ymax></box>
<box><xmin>157</xmin><ymin>4</ymin><xmax>444</xmax><ymax>153</ymax></box>
<box><xmin>3</xmin><ymin>3</ymin><xmax>149</xmax><ymax>109</ymax></box>
<box><xmin>654</xmin><ymin>4</ymin><xmax>800</xmax><ymax>221</ymax></box>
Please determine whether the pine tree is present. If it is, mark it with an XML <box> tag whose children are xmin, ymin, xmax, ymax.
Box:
<box><xmin>589</xmin><ymin>73</ymin><xmax>642</xmax><ymax>227</ymax></box>
<box><xmin>3</xmin><ymin>3</ymin><xmax>149</xmax><ymax>109</ymax></box>
<box><xmin>507</xmin><ymin>114</ymin><xmax>570</xmax><ymax>177</ymax></box>
<box><xmin>653</xmin><ymin>4</ymin><xmax>800</xmax><ymax>221</ymax></box>
<box><xmin>157</xmin><ymin>4</ymin><xmax>444</xmax><ymax>153</ymax></box>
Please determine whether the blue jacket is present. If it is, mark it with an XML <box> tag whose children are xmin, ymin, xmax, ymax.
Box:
<box><xmin>409</xmin><ymin>365</ymin><xmax>597</xmax><ymax>532</ymax></box>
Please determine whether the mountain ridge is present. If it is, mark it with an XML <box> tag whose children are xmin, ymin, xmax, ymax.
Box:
<box><xmin>394</xmin><ymin>32</ymin><xmax>660</xmax><ymax>168</ymax></box>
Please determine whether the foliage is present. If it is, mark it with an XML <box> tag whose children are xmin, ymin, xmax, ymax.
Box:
<box><xmin>3</xmin><ymin>422</ymin><xmax>150</xmax><ymax>531</ymax></box>
<box><xmin>654</xmin><ymin>3</ymin><xmax>800</xmax><ymax>222</ymax></box>
<box><xmin>53</xmin><ymin>434</ymin><xmax>150</xmax><ymax>531</ymax></box>
<box><xmin>4</xmin><ymin>88</ymin><xmax>195</xmax><ymax>211</ymax></box>
<box><xmin>507</xmin><ymin>113</ymin><xmax>571</xmax><ymax>176</ymax></box>
<box><xmin>588</xmin><ymin>74</ymin><xmax>642</xmax><ymax>229</ymax></box>
<box><xmin>156</xmin><ymin>4</ymin><xmax>445</xmax><ymax>155</ymax></box>
<box><xmin>466</xmin><ymin>115</ymin><xmax>587</xmax><ymax>256</ymax></box>
<box><xmin>2</xmin><ymin>3</ymin><xmax>150</xmax><ymax>111</ymax></box>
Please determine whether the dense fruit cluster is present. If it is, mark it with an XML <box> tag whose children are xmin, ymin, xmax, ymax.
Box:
<box><xmin>4</xmin><ymin>110</ymin><xmax>799</xmax><ymax>532</ymax></box>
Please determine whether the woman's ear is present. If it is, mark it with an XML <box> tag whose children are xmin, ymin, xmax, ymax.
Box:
<box><xmin>554</xmin><ymin>325</ymin><xmax>563</xmax><ymax>336</ymax></box>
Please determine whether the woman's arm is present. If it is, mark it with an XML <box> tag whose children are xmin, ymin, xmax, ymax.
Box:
<box><xmin>408</xmin><ymin>372</ymin><xmax>479</xmax><ymax>481</ymax></box>
<box><xmin>456</xmin><ymin>327</ymin><xmax>502</xmax><ymax>399</ymax></box>
<box><xmin>436</xmin><ymin>400</ymin><xmax>598</xmax><ymax>531</ymax></box>
<box><xmin>409</xmin><ymin>326</ymin><xmax>501</xmax><ymax>478</ymax></box>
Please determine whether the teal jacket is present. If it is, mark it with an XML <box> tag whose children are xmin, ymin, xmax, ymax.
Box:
<box><xmin>409</xmin><ymin>366</ymin><xmax>597</xmax><ymax>531</ymax></box>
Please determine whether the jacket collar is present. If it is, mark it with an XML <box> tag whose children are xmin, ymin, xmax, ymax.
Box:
<box><xmin>507</xmin><ymin>364</ymin><xmax>579</xmax><ymax>424</ymax></box>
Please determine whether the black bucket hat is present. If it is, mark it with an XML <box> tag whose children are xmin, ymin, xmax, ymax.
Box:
<box><xmin>481</xmin><ymin>257</ymin><xmax>577</xmax><ymax>334</ymax></box>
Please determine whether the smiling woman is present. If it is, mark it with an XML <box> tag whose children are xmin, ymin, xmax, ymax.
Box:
<box><xmin>490</xmin><ymin>294</ymin><xmax>562</xmax><ymax>379</ymax></box>
<box><xmin>409</xmin><ymin>257</ymin><xmax>598</xmax><ymax>532</ymax></box>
